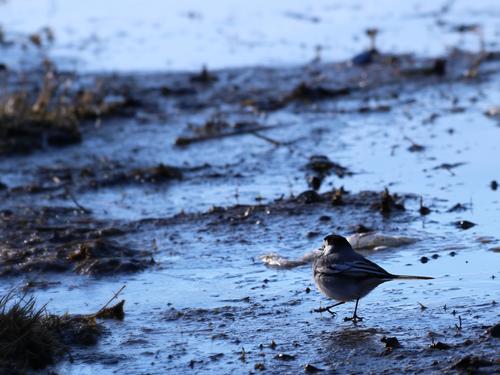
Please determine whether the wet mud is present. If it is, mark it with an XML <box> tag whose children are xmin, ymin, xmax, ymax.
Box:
<box><xmin>1</xmin><ymin>22</ymin><xmax>499</xmax><ymax>374</ymax></box>
<box><xmin>0</xmin><ymin>206</ymin><xmax>152</xmax><ymax>277</ymax></box>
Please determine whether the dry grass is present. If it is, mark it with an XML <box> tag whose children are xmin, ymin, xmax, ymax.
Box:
<box><xmin>0</xmin><ymin>292</ymin><xmax>58</xmax><ymax>370</ymax></box>
<box><xmin>0</xmin><ymin>291</ymin><xmax>102</xmax><ymax>372</ymax></box>
<box><xmin>0</xmin><ymin>62</ymin><xmax>140</xmax><ymax>155</ymax></box>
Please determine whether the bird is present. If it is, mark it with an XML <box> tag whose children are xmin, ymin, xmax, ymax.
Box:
<box><xmin>313</xmin><ymin>234</ymin><xmax>433</xmax><ymax>322</ymax></box>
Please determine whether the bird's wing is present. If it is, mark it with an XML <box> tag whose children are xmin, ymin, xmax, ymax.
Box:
<box><xmin>315</xmin><ymin>257</ymin><xmax>392</xmax><ymax>279</ymax></box>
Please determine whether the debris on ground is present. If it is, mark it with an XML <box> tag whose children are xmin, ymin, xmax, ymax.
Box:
<box><xmin>0</xmin><ymin>293</ymin><xmax>102</xmax><ymax>372</ymax></box>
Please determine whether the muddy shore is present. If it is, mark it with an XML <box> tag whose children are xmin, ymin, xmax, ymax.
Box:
<box><xmin>1</xmin><ymin>30</ymin><xmax>499</xmax><ymax>373</ymax></box>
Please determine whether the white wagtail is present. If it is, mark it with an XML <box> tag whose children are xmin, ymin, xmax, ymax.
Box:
<box><xmin>313</xmin><ymin>234</ymin><xmax>433</xmax><ymax>322</ymax></box>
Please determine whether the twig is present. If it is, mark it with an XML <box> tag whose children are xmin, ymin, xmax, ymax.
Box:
<box><xmin>252</xmin><ymin>132</ymin><xmax>283</xmax><ymax>146</ymax></box>
<box><xmin>93</xmin><ymin>285</ymin><xmax>126</xmax><ymax>317</ymax></box>
<box><xmin>175</xmin><ymin>122</ymin><xmax>295</xmax><ymax>146</ymax></box>
<box><xmin>66</xmin><ymin>189</ymin><xmax>92</xmax><ymax>214</ymax></box>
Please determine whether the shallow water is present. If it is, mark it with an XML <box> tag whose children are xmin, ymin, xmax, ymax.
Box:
<box><xmin>2</xmin><ymin>65</ymin><xmax>499</xmax><ymax>372</ymax></box>
<box><xmin>1</xmin><ymin>2</ymin><xmax>499</xmax><ymax>374</ymax></box>
<box><xmin>2</xmin><ymin>0</ymin><xmax>500</xmax><ymax>71</ymax></box>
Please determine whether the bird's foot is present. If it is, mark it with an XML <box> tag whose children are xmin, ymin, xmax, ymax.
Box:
<box><xmin>326</xmin><ymin>307</ymin><xmax>337</xmax><ymax>316</ymax></box>
<box><xmin>312</xmin><ymin>306</ymin><xmax>336</xmax><ymax>316</ymax></box>
<box><xmin>313</xmin><ymin>302</ymin><xmax>344</xmax><ymax>315</ymax></box>
<box><xmin>344</xmin><ymin>314</ymin><xmax>363</xmax><ymax>323</ymax></box>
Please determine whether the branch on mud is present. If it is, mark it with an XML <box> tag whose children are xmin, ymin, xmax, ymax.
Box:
<box><xmin>174</xmin><ymin>122</ymin><xmax>295</xmax><ymax>146</ymax></box>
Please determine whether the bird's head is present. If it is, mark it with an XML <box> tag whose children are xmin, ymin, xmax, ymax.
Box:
<box><xmin>322</xmin><ymin>234</ymin><xmax>353</xmax><ymax>255</ymax></box>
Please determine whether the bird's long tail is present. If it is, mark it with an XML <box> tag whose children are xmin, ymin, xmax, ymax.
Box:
<box><xmin>393</xmin><ymin>274</ymin><xmax>433</xmax><ymax>280</ymax></box>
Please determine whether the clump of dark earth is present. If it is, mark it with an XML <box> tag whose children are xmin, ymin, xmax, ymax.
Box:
<box><xmin>308</xmin><ymin>175</ymin><xmax>322</xmax><ymax>191</ymax></box>
<box><xmin>95</xmin><ymin>300</ymin><xmax>126</xmax><ymax>320</ymax></box>
<box><xmin>454</xmin><ymin>220</ymin><xmax>476</xmax><ymax>230</ymax></box>
<box><xmin>172</xmin><ymin>189</ymin><xmax>416</xmax><ymax>231</ymax></box>
<box><xmin>0</xmin><ymin>207</ymin><xmax>151</xmax><ymax>277</ymax></box>
<box><xmin>307</xmin><ymin>231</ymin><xmax>320</xmax><ymax>238</ymax></box>
<box><xmin>254</xmin><ymin>362</ymin><xmax>265</xmax><ymax>371</ymax></box>
<box><xmin>407</xmin><ymin>143</ymin><xmax>425</xmax><ymax>152</ymax></box>
<box><xmin>405</xmin><ymin>136</ymin><xmax>426</xmax><ymax>153</ymax></box>
<box><xmin>285</xmin><ymin>82</ymin><xmax>351</xmax><ymax>102</ymax></box>
<box><xmin>430</xmin><ymin>341</ymin><xmax>452</xmax><ymax>350</ymax></box>
<box><xmin>190</xmin><ymin>65</ymin><xmax>218</xmax><ymax>84</ymax></box>
<box><xmin>381</xmin><ymin>336</ymin><xmax>401</xmax><ymax>348</ymax></box>
<box><xmin>372</xmin><ymin>187</ymin><xmax>405</xmax><ymax>215</ymax></box>
<box><xmin>381</xmin><ymin>336</ymin><xmax>401</xmax><ymax>354</ymax></box>
<box><xmin>452</xmin><ymin>356</ymin><xmax>496</xmax><ymax>372</ymax></box>
<box><xmin>305</xmin><ymin>155</ymin><xmax>351</xmax><ymax>192</ymax></box>
<box><xmin>31</xmin><ymin>161</ymin><xmax>182</xmax><ymax>193</ymax></box>
<box><xmin>419</xmin><ymin>197</ymin><xmax>431</xmax><ymax>215</ymax></box>
<box><xmin>352</xmin><ymin>48</ymin><xmax>379</xmax><ymax>65</ymax></box>
<box><xmin>352</xmin><ymin>224</ymin><xmax>373</xmax><ymax>233</ymax></box>
<box><xmin>304</xmin><ymin>363</ymin><xmax>324</xmax><ymax>373</ymax></box>
<box><xmin>331</xmin><ymin>187</ymin><xmax>347</xmax><ymax>206</ymax></box>
<box><xmin>296</xmin><ymin>190</ymin><xmax>322</xmax><ymax>204</ymax></box>
<box><xmin>448</xmin><ymin>203</ymin><xmax>469</xmax><ymax>212</ymax></box>
<box><xmin>489</xmin><ymin>323</ymin><xmax>500</xmax><ymax>338</ymax></box>
<box><xmin>306</xmin><ymin>155</ymin><xmax>351</xmax><ymax>178</ymax></box>
<box><xmin>0</xmin><ymin>293</ymin><xmax>102</xmax><ymax>373</ymax></box>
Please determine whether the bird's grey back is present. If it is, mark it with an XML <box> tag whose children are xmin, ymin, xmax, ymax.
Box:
<box><xmin>314</xmin><ymin>247</ymin><xmax>394</xmax><ymax>279</ymax></box>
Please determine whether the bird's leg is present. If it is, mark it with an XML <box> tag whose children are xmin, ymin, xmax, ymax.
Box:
<box><xmin>344</xmin><ymin>298</ymin><xmax>363</xmax><ymax>323</ymax></box>
<box><xmin>326</xmin><ymin>301</ymin><xmax>345</xmax><ymax>315</ymax></box>
<box><xmin>313</xmin><ymin>301</ymin><xmax>345</xmax><ymax>315</ymax></box>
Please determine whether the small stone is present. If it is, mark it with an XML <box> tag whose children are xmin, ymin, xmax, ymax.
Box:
<box><xmin>275</xmin><ymin>353</ymin><xmax>295</xmax><ymax>361</ymax></box>
<box><xmin>419</xmin><ymin>206</ymin><xmax>431</xmax><ymax>215</ymax></box>
<box><xmin>304</xmin><ymin>363</ymin><xmax>324</xmax><ymax>373</ymax></box>
<box><xmin>420</xmin><ymin>256</ymin><xmax>429</xmax><ymax>264</ymax></box>
<box><xmin>408</xmin><ymin>143</ymin><xmax>425</xmax><ymax>152</ymax></box>
<box><xmin>454</xmin><ymin>220</ymin><xmax>476</xmax><ymax>230</ymax></box>
<box><xmin>307</xmin><ymin>231</ymin><xmax>320</xmax><ymax>238</ymax></box>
